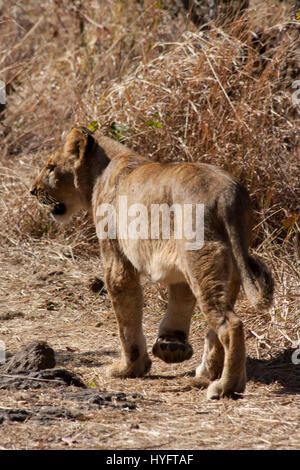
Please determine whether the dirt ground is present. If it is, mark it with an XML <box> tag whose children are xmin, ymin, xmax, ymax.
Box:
<box><xmin>0</xmin><ymin>242</ymin><xmax>299</xmax><ymax>450</ymax></box>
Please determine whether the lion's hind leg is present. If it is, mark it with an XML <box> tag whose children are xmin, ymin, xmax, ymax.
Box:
<box><xmin>193</xmin><ymin>328</ymin><xmax>224</xmax><ymax>389</ymax></box>
<box><xmin>206</xmin><ymin>311</ymin><xmax>246</xmax><ymax>399</ymax></box>
<box><xmin>184</xmin><ymin>242</ymin><xmax>246</xmax><ymax>399</ymax></box>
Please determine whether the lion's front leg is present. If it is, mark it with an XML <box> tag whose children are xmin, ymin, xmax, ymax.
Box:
<box><xmin>152</xmin><ymin>283</ymin><xmax>196</xmax><ymax>364</ymax></box>
<box><xmin>104</xmin><ymin>257</ymin><xmax>151</xmax><ymax>378</ymax></box>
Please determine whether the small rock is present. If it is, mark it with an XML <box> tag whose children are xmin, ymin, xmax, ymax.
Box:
<box><xmin>5</xmin><ymin>341</ymin><xmax>56</xmax><ymax>373</ymax></box>
<box><xmin>0</xmin><ymin>368</ymin><xmax>86</xmax><ymax>390</ymax></box>
<box><xmin>0</xmin><ymin>407</ymin><xmax>83</xmax><ymax>424</ymax></box>
<box><xmin>32</xmin><ymin>368</ymin><xmax>86</xmax><ymax>388</ymax></box>
<box><xmin>87</xmin><ymin>277</ymin><xmax>107</xmax><ymax>295</ymax></box>
<box><xmin>131</xmin><ymin>424</ymin><xmax>140</xmax><ymax>430</ymax></box>
<box><xmin>0</xmin><ymin>311</ymin><xmax>25</xmax><ymax>321</ymax></box>
<box><xmin>45</xmin><ymin>301</ymin><xmax>58</xmax><ymax>311</ymax></box>
<box><xmin>0</xmin><ymin>409</ymin><xmax>32</xmax><ymax>423</ymax></box>
<box><xmin>34</xmin><ymin>406</ymin><xmax>83</xmax><ymax>422</ymax></box>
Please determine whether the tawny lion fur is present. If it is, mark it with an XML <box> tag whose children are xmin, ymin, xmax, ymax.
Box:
<box><xmin>30</xmin><ymin>127</ymin><xmax>274</xmax><ymax>399</ymax></box>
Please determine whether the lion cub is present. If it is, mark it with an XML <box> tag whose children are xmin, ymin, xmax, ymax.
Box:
<box><xmin>30</xmin><ymin>127</ymin><xmax>274</xmax><ymax>399</ymax></box>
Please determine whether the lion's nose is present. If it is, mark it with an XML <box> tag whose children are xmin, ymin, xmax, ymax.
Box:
<box><xmin>30</xmin><ymin>185</ymin><xmax>37</xmax><ymax>196</ymax></box>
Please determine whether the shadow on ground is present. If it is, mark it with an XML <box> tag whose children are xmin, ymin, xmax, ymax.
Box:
<box><xmin>55</xmin><ymin>347</ymin><xmax>300</xmax><ymax>395</ymax></box>
<box><xmin>246</xmin><ymin>348</ymin><xmax>300</xmax><ymax>395</ymax></box>
<box><xmin>146</xmin><ymin>348</ymin><xmax>300</xmax><ymax>397</ymax></box>
<box><xmin>55</xmin><ymin>349</ymin><xmax>117</xmax><ymax>368</ymax></box>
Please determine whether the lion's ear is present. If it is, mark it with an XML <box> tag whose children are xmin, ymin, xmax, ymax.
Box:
<box><xmin>64</xmin><ymin>127</ymin><xmax>96</xmax><ymax>207</ymax></box>
<box><xmin>64</xmin><ymin>127</ymin><xmax>95</xmax><ymax>161</ymax></box>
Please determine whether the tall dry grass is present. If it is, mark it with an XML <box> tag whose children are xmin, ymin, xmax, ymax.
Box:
<box><xmin>0</xmin><ymin>1</ymin><xmax>299</xmax><ymax>348</ymax></box>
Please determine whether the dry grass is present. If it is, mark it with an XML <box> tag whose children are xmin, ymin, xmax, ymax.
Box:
<box><xmin>0</xmin><ymin>0</ymin><xmax>299</xmax><ymax>450</ymax></box>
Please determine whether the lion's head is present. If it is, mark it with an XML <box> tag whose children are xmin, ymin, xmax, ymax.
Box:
<box><xmin>30</xmin><ymin>127</ymin><xmax>108</xmax><ymax>223</ymax></box>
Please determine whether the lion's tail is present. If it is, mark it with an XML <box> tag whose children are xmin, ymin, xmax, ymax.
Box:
<box><xmin>224</xmin><ymin>209</ymin><xmax>274</xmax><ymax>311</ymax></box>
<box><xmin>238</xmin><ymin>254</ymin><xmax>274</xmax><ymax>311</ymax></box>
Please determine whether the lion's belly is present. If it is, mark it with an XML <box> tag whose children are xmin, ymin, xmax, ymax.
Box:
<box><xmin>146</xmin><ymin>257</ymin><xmax>186</xmax><ymax>284</ymax></box>
<box><xmin>120</xmin><ymin>239</ymin><xmax>186</xmax><ymax>285</ymax></box>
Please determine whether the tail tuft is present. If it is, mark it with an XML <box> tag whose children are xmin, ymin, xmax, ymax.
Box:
<box><xmin>247</xmin><ymin>255</ymin><xmax>274</xmax><ymax>311</ymax></box>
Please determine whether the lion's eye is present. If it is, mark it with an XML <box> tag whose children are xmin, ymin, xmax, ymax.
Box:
<box><xmin>48</xmin><ymin>165</ymin><xmax>55</xmax><ymax>173</ymax></box>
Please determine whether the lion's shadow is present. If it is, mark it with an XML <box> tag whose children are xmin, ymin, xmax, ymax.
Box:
<box><xmin>246</xmin><ymin>348</ymin><xmax>300</xmax><ymax>395</ymax></box>
<box><xmin>55</xmin><ymin>347</ymin><xmax>300</xmax><ymax>395</ymax></box>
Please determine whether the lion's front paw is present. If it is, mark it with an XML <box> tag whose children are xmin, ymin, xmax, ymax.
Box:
<box><xmin>152</xmin><ymin>336</ymin><xmax>193</xmax><ymax>364</ymax></box>
<box><xmin>106</xmin><ymin>354</ymin><xmax>152</xmax><ymax>379</ymax></box>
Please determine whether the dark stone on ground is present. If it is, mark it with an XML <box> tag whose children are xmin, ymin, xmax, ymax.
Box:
<box><xmin>0</xmin><ymin>342</ymin><xmax>143</xmax><ymax>425</ymax></box>
<box><xmin>64</xmin><ymin>389</ymin><xmax>140</xmax><ymax>411</ymax></box>
<box><xmin>32</xmin><ymin>368</ymin><xmax>86</xmax><ymax>387</ymax></box>
<box><xmin>0</xmin><ymin>409</ymin><xmax>32</xmax><ymax>423</ymax></box>
<box><xmin>0</xmin><ymin>368</ymin><xmax>86</xmax><ymax>390</ymax></box>
<box><xmin>0</xmin><ymin>406</ymin><xmax>83</xmax><ymax>424</ymax></box>
<box><xmin>87</xmin><ymin>276</ymin><xmax>107</xmax><ymax>295</ymax></box>
<box><xmin>32</xmin><ymin>406</ymin><xmax>83</xmax><ymax>422</ymax></box>
<box><xmin>5</xmin><ymin>341</ymin><xmax>56</xmax><ymax>373</ymax></box>
<box><xmin>0</xmin><ymin>311</ymin><xmax>25</xmax><ymax>320</ymax></box>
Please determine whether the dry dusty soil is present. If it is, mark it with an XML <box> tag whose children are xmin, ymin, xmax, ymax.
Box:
<box><xmin>0</xmin><ymin>243</ymin><xmax>299</xmax><ymax>451</ymax></box>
